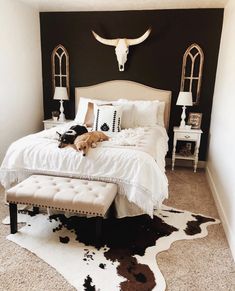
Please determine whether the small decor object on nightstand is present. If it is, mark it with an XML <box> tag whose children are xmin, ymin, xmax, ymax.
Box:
<box><xmin>53</xmin><ymin>87</ymin><xmax>69</xmax><ymax>122</ymax></box>
<box><xmin>187</xmin><ymin>112</ymin><xmax>202</xmax><ymax>129</ymax></box>
<box><xmin>52</xmin><ymin>111</ymin><xmax>59</xmax><ymax>121</ymax></box>
<box><xmin>176</xmin><ymin>92</ymin><xmax>193</xmax><ymax>128</ymax></box>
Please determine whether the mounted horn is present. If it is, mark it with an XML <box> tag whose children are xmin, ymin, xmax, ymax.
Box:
<box><xmin>91</xmin><ymin>28</ymin><xmax>151</xmax><ymax>71</ymax></box>
<box><xmin>127</xmin><ymin>28</ymin><xmax>151</xmax><ymax>46</ymax></box>
<box><xmin>92</xmin><ymin>31</ymin><xmax>118</xmax><ymax>46</ymax></box>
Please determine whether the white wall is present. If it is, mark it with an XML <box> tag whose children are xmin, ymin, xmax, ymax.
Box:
<box><xmin>0</xmin><ymin>0</ymin><xmax>43</xmax><ymax>163</ymax></box>
<box><xmin>207</xmin><ymin>0</ymin><xmax>235</xmax><ymax>260</ymax></box>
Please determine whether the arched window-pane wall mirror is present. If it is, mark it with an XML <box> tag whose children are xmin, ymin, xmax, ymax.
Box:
<box><xmin>180</xmin><ymin>43</ymin><xmax>204</xmax><ymax>105</ymax></box>
<box><xmin>51</xmin><ymin>44</ymin><xmax>70</xmax><ymax>96</ymax></box>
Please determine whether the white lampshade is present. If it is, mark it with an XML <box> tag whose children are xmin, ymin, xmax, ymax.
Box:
<box><xmin>176</xmin><ymin>91</ymin><xmax>193</xmax><ymax>106</ymax></box>
<box><xmin>53</xmin><ymin>87</ymin><xmax>69</xmax><ymax>100</ymax></box>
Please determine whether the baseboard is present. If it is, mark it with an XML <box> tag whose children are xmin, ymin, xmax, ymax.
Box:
<box><xmin>206</xmin><ymin>166</ymin><xmax>235</xmax><ymax>261</ymax></box>
<box><xmin>166</xmin><ymin>158</ymin><xmax>206</xmax><ymax>169</ymax></box>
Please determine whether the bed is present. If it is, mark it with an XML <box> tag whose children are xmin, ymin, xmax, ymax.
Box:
<box><xmin>0</xmin><ymin>80</ymin><xmax>171</xmax><ymax>218</ymax></box>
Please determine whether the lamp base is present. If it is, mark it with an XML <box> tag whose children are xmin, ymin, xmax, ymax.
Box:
<box><xmin>58</xmin><ymin>100</ymin><xmax>66</xmax><ymax>122</ymax></box>
<box><xmin>58</xmin><ymin>114</ymin><xmax>66</xmax><ymax>122</ymax></box>
<box><xmin>179</xmin><ymin>121</ymin><xmax>186</xmax><ymax>129</ymax></box>
<box><xmin>179</xmin><ymin>105</ymin><xmax>186</xmax><ymax>129</ymax></box>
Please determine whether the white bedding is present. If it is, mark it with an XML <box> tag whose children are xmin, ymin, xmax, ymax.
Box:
<box><xmin>0</xmin><ymin>122</ymin><xmax>169</xmax><ymax>217</ymax></box>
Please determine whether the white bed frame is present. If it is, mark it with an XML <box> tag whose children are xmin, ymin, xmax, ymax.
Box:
<box><xmin>75</xmin><ymin>80</ymin><xmax>172</xmax><ymax>130</ymax></box>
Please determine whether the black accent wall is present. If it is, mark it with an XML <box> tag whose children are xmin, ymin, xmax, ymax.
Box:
<box><xmin>40</xmin><ymin>9</ymin><xmax>223</xmax><ymax>161</ymax></box>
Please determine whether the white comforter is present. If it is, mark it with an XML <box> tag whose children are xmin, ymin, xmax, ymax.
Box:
<box><xmin>0</xmin><ymin>122</ymin><xmax>169</xmax><ymax>217</ymax></box>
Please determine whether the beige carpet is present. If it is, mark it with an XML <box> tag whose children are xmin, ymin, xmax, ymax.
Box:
<box><xmin>0</xmin><ymin>168</ymin><xmax>234</xmax><ymax>291</ymax></box>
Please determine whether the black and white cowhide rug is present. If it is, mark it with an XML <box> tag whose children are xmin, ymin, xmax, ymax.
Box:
<box><xmin>4</xmin><ymin>205</ymin><xmax>219</xmax><ymax>291</ymax></box>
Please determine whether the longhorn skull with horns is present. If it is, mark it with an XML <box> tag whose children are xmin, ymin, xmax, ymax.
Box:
<box><xmin>92</xmin><ymin>28</ymin><xmax>151</xmax><ymax>71</ymax></box>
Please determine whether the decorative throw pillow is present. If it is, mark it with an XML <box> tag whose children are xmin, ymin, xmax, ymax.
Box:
<box><xmin>93</xmin><ymin>105</ymin><xmax>122</xmax><ymax>133</ymax></box>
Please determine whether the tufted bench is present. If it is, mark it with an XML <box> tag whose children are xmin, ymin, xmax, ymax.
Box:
<box><xmin>6</xmin><ymin>175</ymin><xmax>117</xmax><ymax>241</ymax></box>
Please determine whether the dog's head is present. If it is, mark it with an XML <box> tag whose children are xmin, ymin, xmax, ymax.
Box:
<box><xmin>76</xmin><ymin>141</ymin><xmax>89</xmax><ymax>156</ymax></box>
<box><xmin>57</xmin><ymin>125</ymin><xmax>88</xmax><ymax>149</ymax></box>
<box><xmin>57</xmin><ymin>130</ymin><xmax>77</xmax><ymax>148</ymax></box>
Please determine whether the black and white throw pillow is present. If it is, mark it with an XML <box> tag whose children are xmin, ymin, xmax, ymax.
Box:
<box><xmin>93</xmin><ymin>105</ymin><xmax>122</xmax><ymax>133</ymax></box>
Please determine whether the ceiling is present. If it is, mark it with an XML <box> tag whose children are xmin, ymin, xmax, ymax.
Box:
<box><xmin>20</xmin><ymin>0</ymin><xmax>228</xmax><ymax>12</ymax></box>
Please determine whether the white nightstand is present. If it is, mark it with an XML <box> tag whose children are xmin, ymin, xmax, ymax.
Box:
<box><xmin>172</xmin><ymin>126</ymin><xmax>203</xmax><ymax>172</ymax></box>
<box><xmin>43</xmin><ymin>119</ymin><xmax>73</xmax><ymax>130</ymax></box>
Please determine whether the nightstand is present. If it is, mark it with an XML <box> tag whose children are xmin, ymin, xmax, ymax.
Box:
<box><xmin>172</xmin><ymin>126</ymin><xmax>203</xmax><ymax>172</ymax></box>
<box><xmin>43</xmin><ymin>119</ymin><xmax>73</xmax><ymax>130</ymax></box>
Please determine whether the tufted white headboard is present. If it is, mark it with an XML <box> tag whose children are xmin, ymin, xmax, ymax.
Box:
<box><xmin>75</xmin><ymin>80</ymin><xmax>172</xmax><ymax>130</ymax></box>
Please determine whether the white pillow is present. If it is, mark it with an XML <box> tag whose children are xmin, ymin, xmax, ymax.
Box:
<box><xmin>114</xmin><ymin>100</ymin><xmax>135</xmax><ymax>129</ymax></box>
<box><xmin>117</xmin><ymin>99</ymin><xmax>159</xmax><ymax>127</ymax></box>
<box><xmin>93</xmin><ymin>105</ymin><xmax>122</xmax><ymax>133</ymax></box>
<box><xmin>134</xmin><ymin>100</ymin><xmax>159</xmax><ymax>127</ymax></box>
<box><xmin>74</xmin><ymin>97</ymin><xmax>110</xmax><ymax>125</ymax></box>
<box><xmin>157</xmin><ymin>101</ymin><xmax>165</xmax><ymax>127</ymax></box>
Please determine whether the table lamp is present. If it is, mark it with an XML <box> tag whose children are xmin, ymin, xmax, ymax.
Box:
<box><xmin>176</xmin><ymin>91</ymin><xmax>193</xmax><ymax>128</ymax></box>
<box><xmin>53</xmin><ymin>87</ymin><xmax>69</xmax><ymax>122</ymax></box>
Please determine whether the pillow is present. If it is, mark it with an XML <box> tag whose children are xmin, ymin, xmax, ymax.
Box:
<box><xmin>114</xmin><ymin>100</ymin><xmax>135</xmax><ymax>129</ymax></box>
<box><xmin>84</xmin><ymin>102</ymin><xmax>94</xmax><ymax>127</ymax></box>
<box><xmin>75</xmin><ymin>97</ymin><xmax>111</xmax><ymax>126</ymax></box>
<box><xmin>117</xmin><ymin>99</ymin><xmax>159</xmax><ymax>127</ymax></box>
<box><xmin>134</xmin><ymin>100</ymin><xmax>159</xmax><ymax>127</ymax></box>
<box><xmin>157</xmin><ymin>101</ymin><xmax>165</xmax><ymax>127</ymax></box>
<box><xmin>93</xmin><ymin>105</ymin><xmax>122</xmax><ymax>133</ymax></box>
<box><xmin>74</xmin><ymin>97</ymin><xmax>90</xmax><ymax>125</ymax></box>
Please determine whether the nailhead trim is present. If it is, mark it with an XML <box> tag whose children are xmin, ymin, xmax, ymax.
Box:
<box><xmin>7</xmin><ymin>200</ymin><xmax>103</xmax><ymax>217</ymax></box>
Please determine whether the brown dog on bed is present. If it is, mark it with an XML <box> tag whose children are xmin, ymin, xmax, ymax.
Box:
<box><xmin>73</xmin><ymin>131</ymin><xmax>109</xmax><ymax>156</ymax></box>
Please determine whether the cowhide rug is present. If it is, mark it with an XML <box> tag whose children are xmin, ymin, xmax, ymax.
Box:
<box><xmin>4</xmin><ymin>205</ymin><xmax>219</xmax><ymax>291</ymax></box>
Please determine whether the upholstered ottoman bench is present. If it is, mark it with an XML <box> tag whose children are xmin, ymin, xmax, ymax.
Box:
<box><xmin>6</xmin><ymin>175</ymin><xmax>117</xmax><ymax>241</ymax></box>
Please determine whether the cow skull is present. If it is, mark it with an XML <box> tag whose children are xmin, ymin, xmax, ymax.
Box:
<box><xmin>92</xmin><ymin>28</ymin><xmax>151</xmax><ymax>71</ymax></box>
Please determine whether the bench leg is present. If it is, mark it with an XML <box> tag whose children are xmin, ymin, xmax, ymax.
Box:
<box><xmin>95</xmin><ymin>217</ymin><xmax>103</xmax><ymax>246</ymax></box>
<box><xmin>33</xmin><ymin>206</ymin><xmax>39</xmax><ymax>215</ymax></box>
<box><xmin>9</xmin><ymin>203</ymin><xmax>17</xmax><ymax>234</ymax></box>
